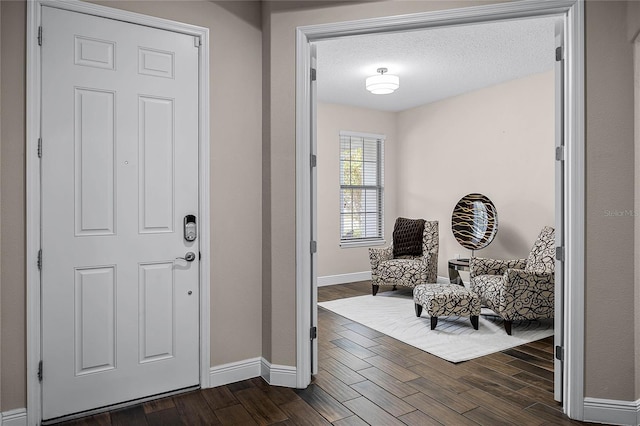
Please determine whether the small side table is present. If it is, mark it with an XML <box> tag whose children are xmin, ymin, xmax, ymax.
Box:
<box><xmin>448</xmin><ymin>258</ymin><xmax>470</xmax><ymax>285</ymax></box>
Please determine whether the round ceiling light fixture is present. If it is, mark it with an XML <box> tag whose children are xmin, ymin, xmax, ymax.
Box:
<box><xmin>365</xmin><ymin>67</ymin><xmax>399</xmax><ymax>95</ymax></box>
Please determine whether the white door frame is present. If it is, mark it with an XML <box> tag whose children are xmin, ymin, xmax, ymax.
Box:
<box><xmin>295</xmin><ymin>0</ymin><xmax>585</xmax><ymax>421</ymax></box>
<box><xmin>26</xmin><ymin>1</ymin><xmax>211</xmax><ymax>424</ymax></box>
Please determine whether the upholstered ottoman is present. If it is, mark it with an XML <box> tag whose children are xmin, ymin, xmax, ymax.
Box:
<box><xmin>413</xmin><ymin>283</ymin><xmax>480</xmax><ymax>330</ymax></box>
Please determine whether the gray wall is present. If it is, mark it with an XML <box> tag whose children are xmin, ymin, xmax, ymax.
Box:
<box><xmin>584</xmin><ymin>0</ymin><xmax>636</xmax><ymax>401</ymax></box>
<box><xmin>0</xmin><ymin>0</ymin><xmax>5</xmax><ymax>411</ymax></box>
<box><xmin>1</xmin><ymin>0</ymin><xmax>26</xmax><ymax>410</ymax></box>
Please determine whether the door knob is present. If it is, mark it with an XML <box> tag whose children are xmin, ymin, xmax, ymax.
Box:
<box><xmin>176</xmin><ymin>252</ymin><xmax>196</xmax><ymax>262</ymax></box>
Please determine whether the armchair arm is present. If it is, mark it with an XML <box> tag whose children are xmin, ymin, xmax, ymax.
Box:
<box><xmin>499</xmin><ymin>269</ymin><xmax>555</xmax><ymax>321</ymax></box>
<box><xmin>420</xmin><ymin>251</ymin><xmax>436</xmax><ymax>264</ymax></box>
<box><xmin>470</xmin><ymin>257</ymin><xmax>527</xmax><ymax>278</ymax></box>
<box><xmin>369</xmin><ymin>246</ymin><xmax>393</xmax><ymax>269</ymax></box>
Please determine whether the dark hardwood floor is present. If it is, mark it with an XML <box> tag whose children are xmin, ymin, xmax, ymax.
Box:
<box><xmin>58</xmin><ymin>281</ymin><xmax>594</xmax><ymax>426</ymax></box>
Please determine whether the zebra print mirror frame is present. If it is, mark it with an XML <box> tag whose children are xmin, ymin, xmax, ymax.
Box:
<box><xmin>451</xmin><ymin>193</ymin><xmax>498</xmax><ymax>251</ymax></box>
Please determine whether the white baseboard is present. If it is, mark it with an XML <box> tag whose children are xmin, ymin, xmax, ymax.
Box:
<box><xmin>210</xmin><ymin>357</ymin><xmax>296</xmax><ymax>388</ymax></box>
<box><xmin>318</xmin><ymin>273</ymin><xmax>452</xmax><ymax>287</ymax></box>
<box><xmin>209</xmin><ymin>357</ymin><xmax>262</xmax><ymax>387</ymax></box>
<box><xmin>318</xmin><ymin>271</ymin><xmax>371</xmax><ymax>287</ymax></box>
<box><xmin>260</xmin><ymin>359</ymin><xmax>297</xmax><ymax>388</ymax></box>
<box><xmin>1</xmin><ymin>409</ymin><xmax>27</xmax><ymax>426</ymax></box>
<box><xmin>583</xmin><ymin>397</ymin><xmax>640</xmax><ymax>425</ymax></box>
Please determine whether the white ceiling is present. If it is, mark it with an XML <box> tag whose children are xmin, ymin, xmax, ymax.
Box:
<box><xmin>315</xmin><ymin>16</ymin><xmax>560</xmax><ymax>112</ymax></box>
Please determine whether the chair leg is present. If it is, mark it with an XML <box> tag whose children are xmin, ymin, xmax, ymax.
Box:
<box><xmin>471</xmin><ymin>315</ymin><xmax>479</xmax><ymax>330</ymax></box>
<box><xmin>415</xmin><ymin>303</ymin><xmax>422</xmax><ymax>317</ymax></box>
<box><xmin>503</xmin><ymin>320</ymin><xmax>512</xmax><ymax>335</ymax></box>
<box><xmin>430</xmin><ymin>316</ymin><xmax>438</xmax><ymax>330</ymax></box>
<box><xmin>372</xmin><ymin>285</ymin><xmax>379</xmax><ymax>296</ymax></box>
<box><xmin>392</xmin><ymin>285</ymin><xmax>397</xmax><ymax>291</ymax></box>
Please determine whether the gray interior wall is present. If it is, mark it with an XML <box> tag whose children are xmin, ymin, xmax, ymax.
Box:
<box><xmin>636</xmin><ymin>38</ymin><xmax>640</xmax><ymax>402</ymax></box>
<box><xmin>1</xmin><ymin>0</ymin><xmax>26</xmax><ymax>410</ymax></box>
<box><xmin>584</xmin><ymin>0</ymin><xmax>635</xmax><ymax>401</ymax></box>
<box><xmin>629</xmin><ymin>0</ymin><xmax>640</xmax><ymax>402</ymax></box>
<box><xmin>262</xmin><ymin>0</ymin><xmax>273</xmax><ymax>366</ymax></box>
<box><xmin>635</xmin><ymin>12</ymin><xmax>640</xmax><ymax>402</ymax></box>
<box><xmin>0</xmin><ymin>1</ymin><xmax>3</xmax><ymax>409</ymax></box>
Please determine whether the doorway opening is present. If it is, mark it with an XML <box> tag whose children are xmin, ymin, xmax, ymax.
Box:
<box><xmin>295</xmin><ymin>0</ymin><xmax>585</xmax><ymax>421</ymax></box>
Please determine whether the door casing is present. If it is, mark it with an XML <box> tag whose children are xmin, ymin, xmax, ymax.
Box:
<box><xmin>295</xmin><ymin>0</ymin><xmax>585</xmax><ymax>421</ymax></box>
<box><xmin>26</xmin><ymin>1</ymin><xmax>211</xmax><ymax>424</ymax></box>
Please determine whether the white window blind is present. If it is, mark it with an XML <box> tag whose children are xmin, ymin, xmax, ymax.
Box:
<box><xmin>339</xmin><ymin>132</ymin><xmax>384</xmax><ymax>245</ymax></box>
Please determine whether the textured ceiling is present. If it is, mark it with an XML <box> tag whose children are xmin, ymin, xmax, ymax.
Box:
<box><xmin>315</xmin><ymin>16</ymin><xmax>560</xmax><ymax>112</ymax></box>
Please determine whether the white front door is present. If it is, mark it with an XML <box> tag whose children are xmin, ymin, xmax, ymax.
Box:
<box><xmin>40</xmin><ymin>6</ymin><xmax>200</xmax><ymax>420</ymax></box>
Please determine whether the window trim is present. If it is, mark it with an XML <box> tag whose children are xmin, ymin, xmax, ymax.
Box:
<box><xmin>338</xmin><ymin>131</ymin><xmax>385</xmax><ymax>246</ymax></box>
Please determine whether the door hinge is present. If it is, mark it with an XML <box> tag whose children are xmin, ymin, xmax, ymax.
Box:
<box><xmin>310</xmin><ymin>154</ymin><xmax>317</xmax><ymax>168</ymax></box>
<box><xmin>38</xmin><ymin>26</ymin><xmax>43</xmax><ymax>46</ymax></box>
<box><xmin>555</xmin><ymin>246</ymin><xmax>565</xmax><ymax>262</ymax></box>
<box><xmin>311</xmin><ymin>68</ymin><xmax>317</xmax><ymax>82</ymax></box>
<box><xmin>310</xmin><ymin>240</ymin><xmax>317</xmax><ymax>254</ymax></box>
<box><xmin>194</xmin><ymin>36</ymin><xmax>201</xmax><ymax>48</ymax></box>
<box><xmin>38</xmin><ymin>360</ymin><xmax>43</xmax><ymax>382</ymax></box>
<box><xmin>555</xmin><ymin>46</ymin><xmax>563</xmax><ymax>62</ymax></box>
<box><xmin>310</xmin><ymin>326</ymin><xmax>317</xmax><ymax>340</ymax></box>
<box><xmin>555</xmin><ymin>146</ymin><xmax>564</xmax><ymax>162</ymax></box>
<box><xmin>37</xmin><ymin>138</ymin><xmax>43</xmax><ymax>158</ymax></box>
<box><xmin>37</xmin><ymin>249</ymin><xmax>42</xmax><ymax>270</ymax></box>
<box><xmin>555</xmin><ymin>345</ymin><xmax>564</xmax><ymax>361</ymax></box>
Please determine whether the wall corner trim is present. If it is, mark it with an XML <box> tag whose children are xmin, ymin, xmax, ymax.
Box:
<box><xmin>209</xmin><ymin>358</ymin><xmax>297</xmax><ymax>389</ymax></box>
<box><xmin>1</xmin><ymin>408</ymin><xmax>28</xmax><ymax>426</ymax></box>
<box><xmin>261</xmin><ymin>359</ymin><xmax>297</xmax><ymax>388</ymax></box>
<box><xmin>583</xmin><ymin>397</ymin><xmax>640</xmax><ymax>425</ymax></box>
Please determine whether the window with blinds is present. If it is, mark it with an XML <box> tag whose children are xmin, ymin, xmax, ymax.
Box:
<box><xmin>339</xmin><ymin>132</ymin><xmax>385</xmax><ymax>246</ymax></box>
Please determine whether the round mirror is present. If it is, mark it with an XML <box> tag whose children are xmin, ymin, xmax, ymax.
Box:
<box><xmin>451</xmin><ymin>193</ymin><xmax>498</xmax><ymax>250</ymax></box>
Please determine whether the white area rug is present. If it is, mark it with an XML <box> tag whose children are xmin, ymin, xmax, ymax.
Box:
<box><xmin>318</xmin><ymin>289</ymin><xmax>554</xmax><ymax>363</ymax></box>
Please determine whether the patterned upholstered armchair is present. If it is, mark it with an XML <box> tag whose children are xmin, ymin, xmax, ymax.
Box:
<box><xmin>470</xmin><ymin>226</ymin><xmax>555</xmax><ymax>335</ymax></box>
<box><xmin>369</xmin><ymin>219</ymin><xmax>439</xmax><ymax>296</ymax></box>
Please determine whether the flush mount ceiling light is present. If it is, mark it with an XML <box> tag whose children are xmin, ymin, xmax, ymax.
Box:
<box><xmin>366</xmin><ymin>67</ymin><xmax>399</xmax><ymax>95</ymax></box>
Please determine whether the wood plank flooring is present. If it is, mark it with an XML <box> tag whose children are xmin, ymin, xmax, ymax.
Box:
<box><xmin>58</xmin><ymin>281</ymin><xmax>594</xmax><ymax>426</ymax></box>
